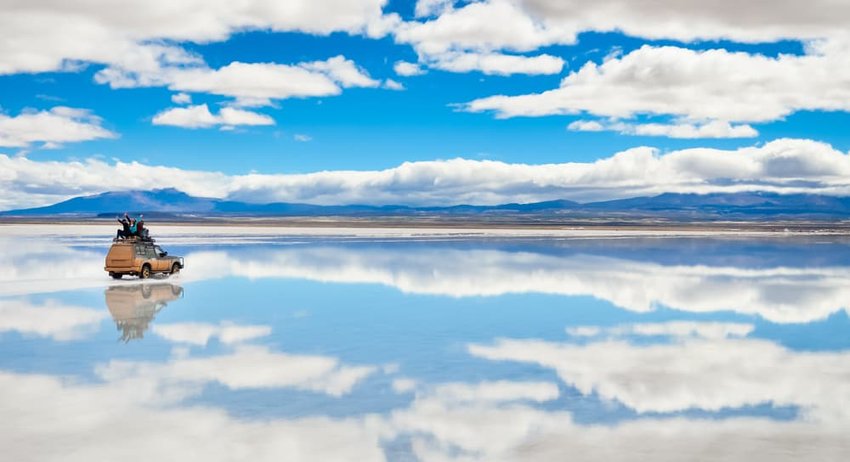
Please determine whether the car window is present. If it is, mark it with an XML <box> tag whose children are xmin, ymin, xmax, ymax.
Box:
<box><xmin>145</xmin><ymin>246</ymin><xmax>157</xmax><ymax>258</ymax></box>
<box><xmin>135</xmin><ymin>245</ymin><xmax>145</xmax><ymax>256</ymax></box>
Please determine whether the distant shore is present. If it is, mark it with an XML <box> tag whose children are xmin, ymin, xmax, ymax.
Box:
<box><xmin>3</xmin><ymin>217</ymin><xmax>850</xmax><ymax>237</ymax></box>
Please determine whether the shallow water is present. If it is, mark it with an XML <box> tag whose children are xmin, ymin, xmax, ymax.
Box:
<box><xmin>2</xmin><ymin>226</ymin><xmax>850</xmax><ymax>461</ymax></box>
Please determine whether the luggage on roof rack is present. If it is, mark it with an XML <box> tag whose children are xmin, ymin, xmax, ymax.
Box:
<box><xmin>113</xmin><ymin>236</ymin><xmax>155</xmax><ymax>243</ymax></box>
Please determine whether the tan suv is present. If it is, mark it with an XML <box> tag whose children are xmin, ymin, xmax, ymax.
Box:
<box><xmin>104</xmin><ymin>240</ymin><xmax>184</xmax><ymax>279</ymax></box>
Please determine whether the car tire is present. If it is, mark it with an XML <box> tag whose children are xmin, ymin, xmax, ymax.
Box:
<box><xmin>171</xmin><ymin>263</ymin><xmax>181</xmax><ymax>275</ymax></box>
<box><xmin>140</xmin><ymin>264</ymin><xmax>151</xmax><ymax>279</ymax></box>
<box><xmin>110</xmin><ymin>272</ymin><xmax>123</xmax><ymax>280</ymax></box>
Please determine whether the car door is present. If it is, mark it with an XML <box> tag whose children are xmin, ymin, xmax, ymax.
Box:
<box><xmin>134</xmin><ymin>244</ymin><xmax>146</xmax><ymax>271</ymax></box>
<box><xmin>144</xmin><ymin>245</ymin><xmax>161</xmax><ymax>272</ymax></box>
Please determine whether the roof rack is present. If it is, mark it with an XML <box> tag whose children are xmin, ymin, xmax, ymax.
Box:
<box><xmin>113</xmin><ymin>236</ymin><xmax>156</xmax><ymax>243</ymax></box>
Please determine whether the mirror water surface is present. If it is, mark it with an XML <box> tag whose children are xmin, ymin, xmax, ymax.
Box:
<box><xmin>2</xmin><ymin>226</ymin><xmax>849</xmax><ymax>461</ymax></box>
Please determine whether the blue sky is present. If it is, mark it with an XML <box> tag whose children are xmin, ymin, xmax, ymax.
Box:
<box><xmin>2</xmin><ymin>0</ymin><xmax>850</xmax><ymax>209</ymax></box>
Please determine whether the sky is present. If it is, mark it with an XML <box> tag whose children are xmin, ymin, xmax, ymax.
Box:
<box><xmin>2</xmin><ymin>0</ymin><xmax>850</xmax><ymax>209</ymax></box>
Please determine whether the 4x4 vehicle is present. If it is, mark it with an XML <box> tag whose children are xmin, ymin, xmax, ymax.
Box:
<box><xmin>104</xmin><ymin>239</ymin><xmax>184</xmax><ymax>279</ymax></box>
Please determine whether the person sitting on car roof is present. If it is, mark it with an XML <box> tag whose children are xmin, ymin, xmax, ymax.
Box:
<box><xmin>116</xmin><ymin>213</ymin><xmax>131</xmax><ymax>239</ymax></box>
<box><xmin>136</xmin><ymin>214</ymin><xmax>151</xmax><ymax>240</ymax></box>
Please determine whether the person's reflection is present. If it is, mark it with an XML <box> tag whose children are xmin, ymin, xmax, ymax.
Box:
<box><xmin>104</xmin><ymin>283</ymin><xmax>184</xmax><ymax>342</ymax></box>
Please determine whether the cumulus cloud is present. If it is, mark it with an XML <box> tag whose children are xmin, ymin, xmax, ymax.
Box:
<box><xmin>100</xmin><ymin>56</ymin><xmax>379</xmax><ymax>107</ymax></box>
<box><xmin>395</xmin><ymin>1</ymin><xmax>571</xmax><ymax>55</ymax></box>
<box><xmin>414</xmin><ymin>0</ymin><xmax>455</xmax><ymax>18</ymax></box>
<box><xmin>383</xmin><ymin>79</ymin><xmax>405</xmax><ymax>90</ymax></box>
<box><xmin>399</xmin><ymin>0</ymin><xmax>850</xmax><ymax>55</ymax></box>
<box><xmin>394</xmin><ymin>1</ymin><xmax>572</xmax><ymax>75</ymax></box>
<box><xmin>152</xmin><ymin>104</ymin><xmax>274</xmax><ymax>129</ymax></box>
<box><xmin>0</xmin><ymin>0</ymin><xmax>392</xmax><ymax>75</ymax></box>
<box><xmin>568</xmin><ymin>119</ymin><xmax>759</xmax><ymax>139</ymax></box>
<box><xmin>0</xmin><ymin>3</ymin><xmax>389</xmax><ymax>111</ymax></box>
<box><xmin>465</xmin><ymin>43</ymin><xmax>850</xmax><ymax>131</ymax></box>
<box><xmin>391</xmin><ymin>1</ymin><xmax>850</xmax><ymax>132</ymax></box>
<box><xmin>517</xmin><ymin>0</ymin><xmax>850</xmax><ymax>43</ymax></box>
<box><xmin>0</xmin><ymin>107</ymin><xmax>116</xmax><ymax>148</ymax></box>
<box><xmin>393</xmin><ymin>61</ymin><xmax>426</xmax><ymax>76</ymax></box>
<box><xmin>4</xmin><ymin>138</ymin><xmax>850</xmax><ymax>210</ymax></box>
<box><xmin>427</xmin><ymin>51</ymin><xmax>564</xmax><ymax>75</ymax></box>
<box><xmin>171</xmin><ymin>93</ymin><xmax>192</xmax><ymax>105</ymax></box>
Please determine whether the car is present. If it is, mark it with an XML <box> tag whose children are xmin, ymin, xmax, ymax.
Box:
<box><xmin>104</xmin><ymin>239</ymin><xmax>184</xmax><ymax>279</ymax></box>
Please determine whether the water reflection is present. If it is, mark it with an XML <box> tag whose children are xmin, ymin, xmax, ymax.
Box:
<box><xmin>4</xmin><ymin>236</ymin><xmax>850</xmax><ymax>323</ymax></box>
<box><xmin>105</xmin><ymin>283</ymin><xmax>183</xmax><ymax>342</ymax></box>
<box><xmin>1</xmin><ymin>232</ymin><xmax>849</xmax><ymax>460</ymax></box>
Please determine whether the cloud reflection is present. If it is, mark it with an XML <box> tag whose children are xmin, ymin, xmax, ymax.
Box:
<box><xmin>0</xmin><ymin>298</ymin><xmax>107</xmax><ymax>341</ymax></box>
<box><xmin>5</xmin><ymin>236</ymin><xmax>850</xmax><ymax>324</ymax></box>
<box><xmin>470</xmin><ymin>322</ymin><xmax>850</xmax><ymax>421</ymax></box>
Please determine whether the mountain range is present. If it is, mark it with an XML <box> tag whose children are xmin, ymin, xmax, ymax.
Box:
<box><xmin>4</xmin><ymin>188</ymin><xmax>850</xmax><ymax>220</ymax></box>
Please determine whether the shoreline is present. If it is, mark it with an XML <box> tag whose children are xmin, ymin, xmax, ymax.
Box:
<box><xmin>3</xmin><ymin>220</ymin><xmax>850</xmax><ymax>238</ymax></box>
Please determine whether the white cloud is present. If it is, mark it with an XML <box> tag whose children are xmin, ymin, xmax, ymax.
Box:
<box><xmin>428</xmin><ymin>51</ymin><xmax>564</xmax><ymax>75</ymax></box>
<box><xmin>393</xmin><ymin>61</ymin><xmax>426</xmax><ymax>76</ymax></box>
<box><xmin>399</xmin><ymin>0</ymin><xmax>850</xmax><ymax>56</ymax></box>
<box><xmin>383</xmin><ymin>79</ymin><xmax>404</xmax><ymax>90</ymax></box>
<box><xmin>300</xmin><ymin>55</ymin><xmax>381</xmax><ymax>88</ymax></box>
<box><xmin>465</xmin><ymin>43</ymin><xmax>850</xmax><ymax>129</ymax></box>
<box><xmin>569</xmin><ymin>119</ymin><xmax>759</xmax><ymax>139</ymax></box>
<box><xmin>171</xmin><ymin>93</ymin><xmax>192</xmax><ymax>105</ymax></box>
<box><xmin>0</xmin><ymin>107</ymin><xmax>116</xmax><ymax>148</ymax></box>
<box><xmin>152</xmin><ymin>104</ymin><xmax>274</xmax><ymax>129</ymax></box>
<box><xmin>414</xmin><ymin>0</ymin><xmax>455</xmax><ymax>18</ymax></box>
<box><xmin>0</xmin><ymin>0</ymin><xmax>391</xmax><ymax>75</ymax></box>
<box><xmin>100</xmin><ymin>56</ymin><xmax>379</xmax><ymax>107</ymax></box>
<box><xmin>5</xmin><ymin>137</ymin><xmax>850</xmax><ymax>210</ymax></box>
<box><xmin>566</xmin><ymin>120</ymin><xmax>604</xmax><ymax>132</ymax></box>
<box><xmin>517</xmin><ymin>0</ymin><xmax>850</xmax><ymax>44</ymax></box>
<box><xmin>153</xmin><ymin>322</ymin><xmax>271</xmax><ymax>346</ymax></box>
<box><xmin>395</xmin><ymin>1</ymin><xmax>573</xmax><ymax>75</ymax></box>
<box><xmin>395</xmin><ymin>1</ymin><xmax>572</xmax><ymax>55</ymax></box>
<box><xmin>0</xmin><ymin>299</ymin><xmax>107</xmax><ymax>341</ymax></box>
<box><xmin>293</xmin><ymin>134</ymin><xmax>313</xmax><ymax>142</ymax></box>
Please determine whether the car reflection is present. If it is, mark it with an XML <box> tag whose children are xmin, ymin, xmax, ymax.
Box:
<box><xmin>104</xmin><ymin>283</ymin><xmax>184</xmax><ymax>342</ymax></box>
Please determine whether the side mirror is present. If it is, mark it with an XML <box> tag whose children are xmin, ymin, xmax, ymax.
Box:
<box><xmin>159</xmin><ymin>251</ymin><xmax>167</xmax><ymax>257</ymax></box>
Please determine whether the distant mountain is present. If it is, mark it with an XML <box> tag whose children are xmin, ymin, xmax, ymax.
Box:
<box><xmin>589</xmin><ymin>192</ymin><xmax>850</xmax><ymax>216</ymax></box>
<box><xmin>3</xmin><ymin>189</ymin><xmax>219</xmax><ymax>216</ymax></box>
<box><xmin>2</xmin><ymin>188</ymin><xmax>850</xmax><ymax>220</ymax></box>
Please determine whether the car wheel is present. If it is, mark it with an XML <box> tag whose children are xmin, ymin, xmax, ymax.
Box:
<box><xmin>110</xmin><ymin>272</ymin><xmax>123</xmax><ymax>280</ymax></box>
<box><xmin>171</xmin><ymin>263</ymin><xmax>181</xmax><ymax>275</ymax></box>
<box><xmin>140</xmin><ymin>264</ymin><xmax>151</xmax><ymax>279</ymax></box>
